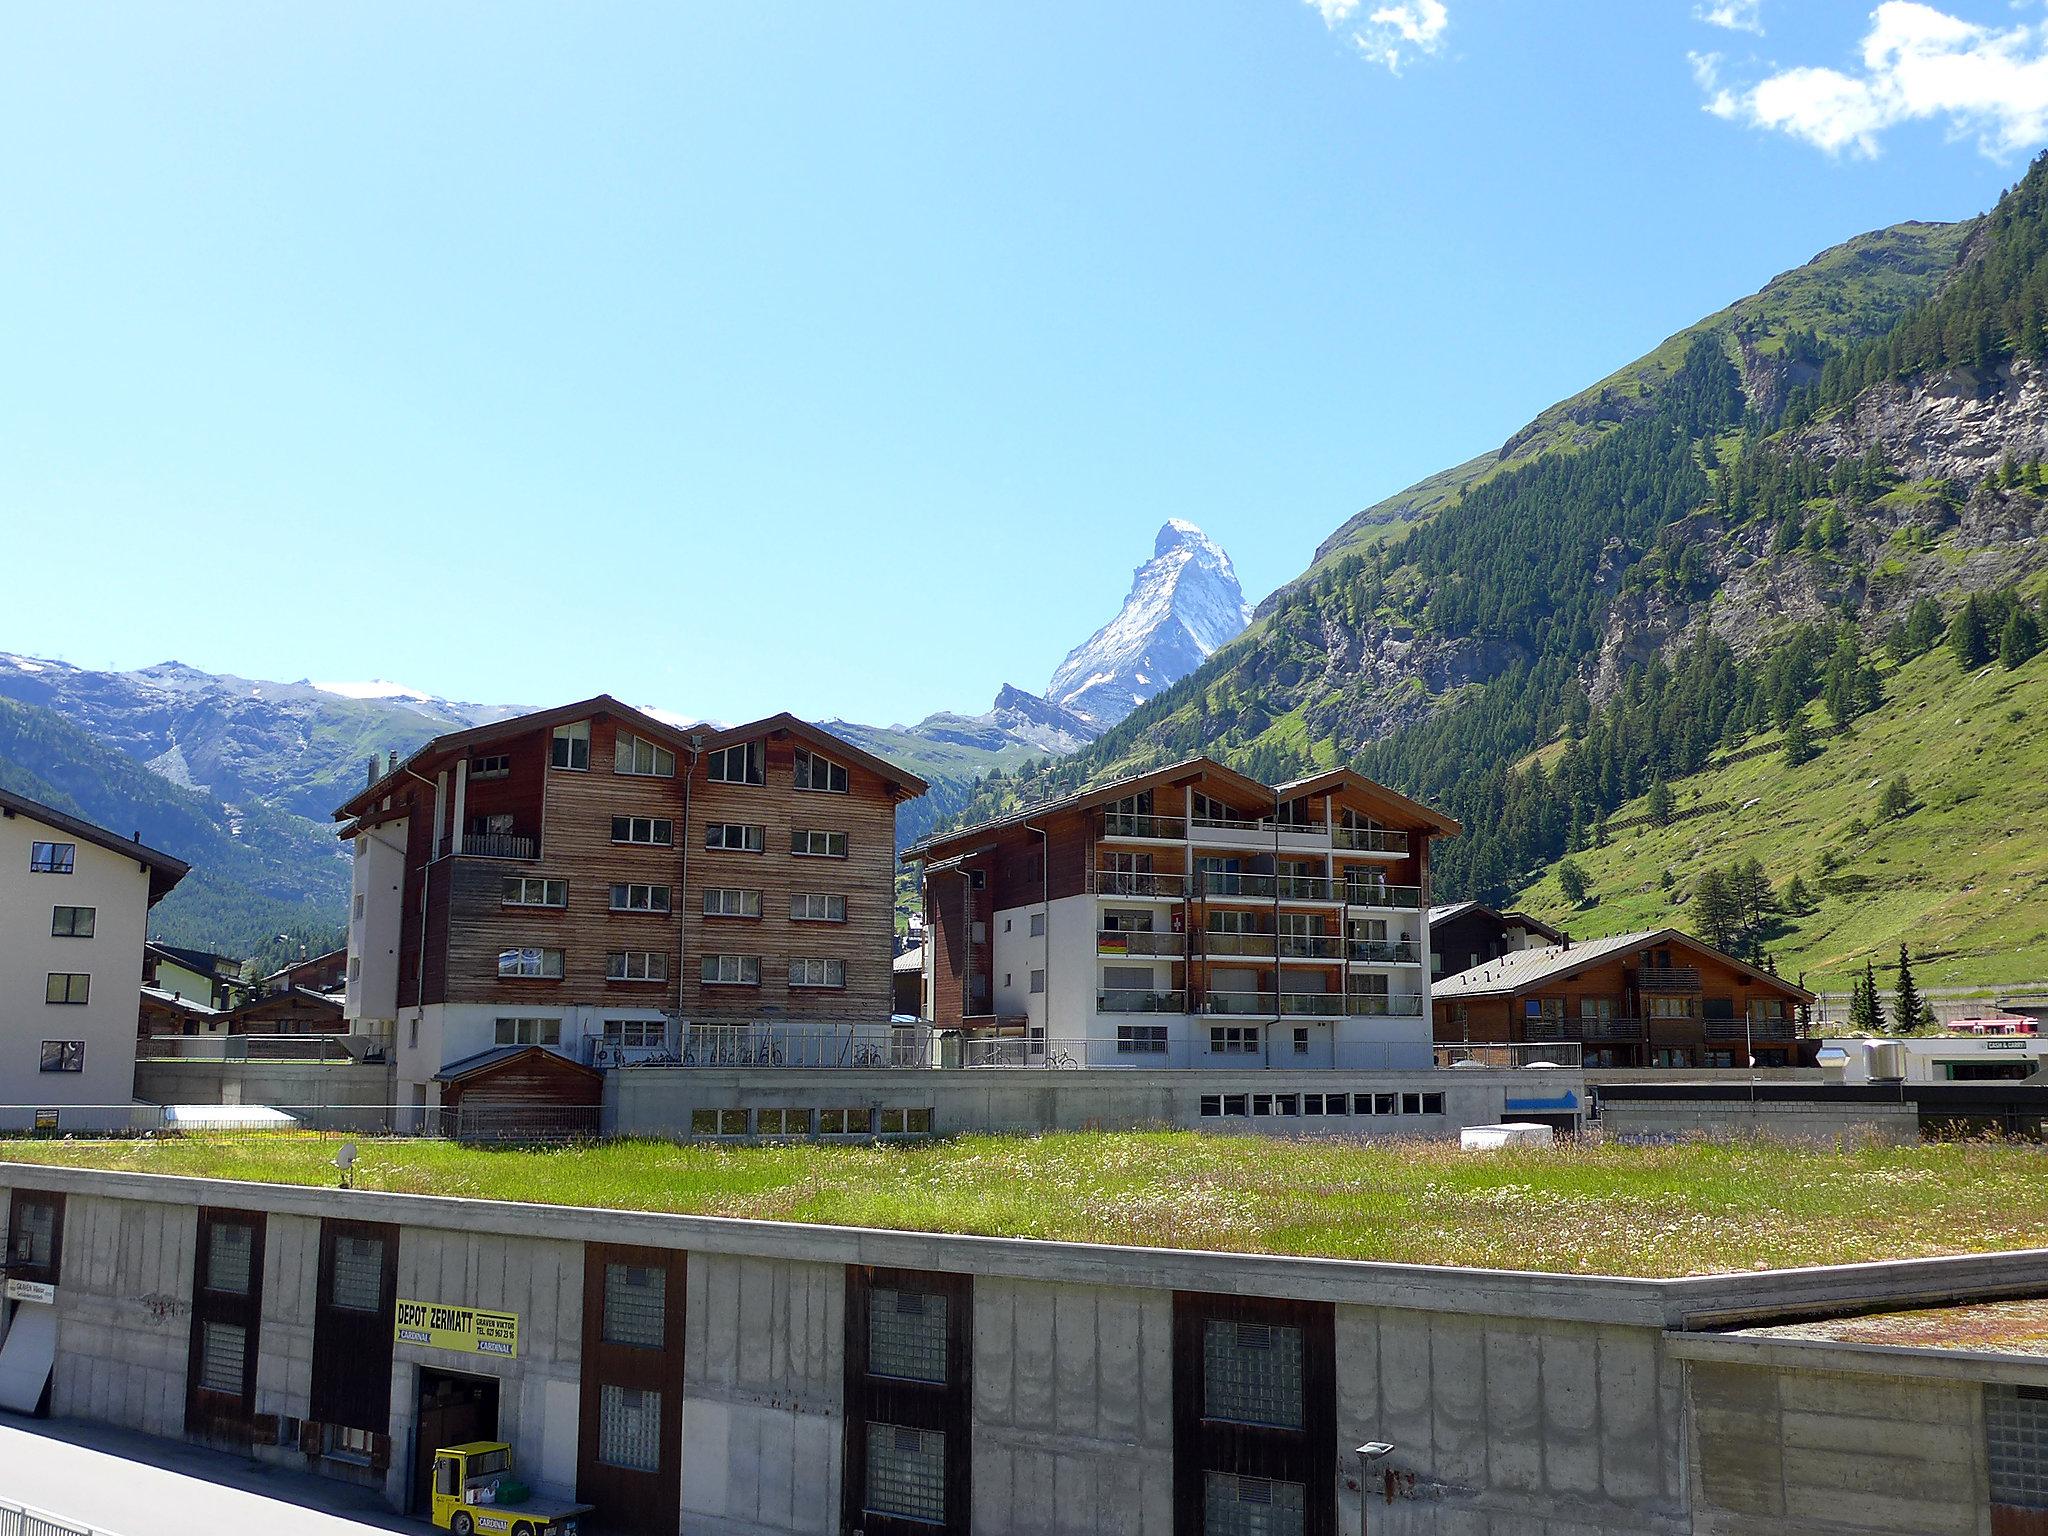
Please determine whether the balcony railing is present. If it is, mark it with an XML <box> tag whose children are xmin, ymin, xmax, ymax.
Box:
<box><xmin>1524</xmin><ymin>1016</ymin><xmax>1647</xmax><ymax>1043</ymax></box>
<box><xmin>1090</xmin><ymin>870</ymin><xmax>1188</xmax><ymax>899</ymax></box>
<box><xmin>1436</xmin><ymin>1042</ymin><xmax>1585</xmax><ymax>1070</ymax></box>
<box><xmin>1705</xmin><ymin>1017</ymin><xmax>1801</xmax><ymax>1042</ymax></box>
<box><xmin>1348</xmin><ymin>939</ymin><xmax>1422</xmax><ymax>965</ymax></box>
<box><xmin>1334</xmin><ymin>826</ymin><xmax>1410</xmax><ymax>855</ymax></box>
<box><xmin>1344</xmin><ymin>883</ymin><xmax>1424</xmax><ymax>911</ymax></box>
<box><xmin>1096</xmin><ymin>930</ymin><xmax>1186</xmax><ymax>957</ymax></box>
<box><xmin>1279</xmin><ymin>993</ymin><xmax>1345</xmax><ymax>1017</ymax></box>
<box><xmin>1198</xmin><ymin>872</ymin><xmax>1346</xmax><ymax>902</ymax></box>
<box><xmin>1278</xmin><ymin>934</ymin><xmax>1344</xmax><ymax>960</ymax></box>
<box><xmin>1202</xmin><ymin>931</ymin><xmax>1276</xmax><ymax>956</ymax></box>
<box><xmin>1201</xmin><ymin>991</ymin><xmax>1281</xmax><ymax>1016</ymax></box>
<box><xmin>1097</xmin><ymin>989</ymin><xmax>1188</xmax><ymax>1014</ymax></box>
<box><xmin>1100</xmin><ymin>811</ymin><xmax>1187</xmax><ymax>840</ymax></box>
<box><xmin>444</xmin><ymin>832</ymin><xmax>538</xmax><ymax>860</ymax></box>
<box><xmin>662</xmin><ymin>1023</ymin><xmax>932</xmax><ymax>1069</ymax></box>
<box><xmin>1347</xmin><ymin>993</ymin><xmax>1426</xmax><ymax>1017</ymax></box>
<box><xmin>1638</xmin><ymin>966</ymin><xmax>1703</xmax><ymax>992</ymax></box>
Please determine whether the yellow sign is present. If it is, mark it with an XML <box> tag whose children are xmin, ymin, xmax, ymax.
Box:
<box><xmin>395</xmin><ymin>1298</ymin><xmax>519</xmax><ymax>1359</ymax></box>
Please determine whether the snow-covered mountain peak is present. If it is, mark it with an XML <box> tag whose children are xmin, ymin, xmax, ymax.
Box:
<box><xmin>1046</xmin><ymin>520</ymin><xmax>1253</xmax><ymax>727</ymax></box>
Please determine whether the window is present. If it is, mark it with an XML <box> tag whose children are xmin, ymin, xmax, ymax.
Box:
<box><xmin>706</xmin><ymin>741</ymin><xmax>764</xmax><ymax>784</ymax></box>
<box><xmin>597</xmin><ymin>1383</ymin><xmax>662</xmax><ymax>1472</ymax></box>
<box><xmin>1204</xmin><ymin>1473</ymin><xmax>1306</xmax><ymax>1536</ymax></box>
<box><xmin>610</xmin><ymin>816</ymin><xmax>673</xmax><ymax>846</ymax></box>
<box><xmin>1117</xmin><ymin>1024</ymin><xmax>1167</xmax><ymax>1054</ymax></box>
<box><xmin>755</xmin><ymin>1108</ymin><xmax>811</xmax><ymax>1136</ymax></box>
<box><xmin>38</xmin><ymin>1041</ymin><xmax>84</xmax><ymax>1074</ymax></box>
<box><xmin>1372</xmin><ymin>1092</ymin><xmax>1396</xmax><ymax>1115</ymax></box>
<box><xmin>793</xmin><ymin>748</ymin><xmax>849</xmax><ymax>793</ymax></box>
<box><xmin>790</xmin><ymin>958</ymin><xmax>847</xmax><ymax>988</ymax></box>
<box><xmin>791</xmin><ymin>828</ymin><xmax>848</xmax><ymax>858</ymax></box>
<box><xmin>1029</xmin><ymin>969</ymin><xmax>1046</xmax><ymax>995</ymax></box>
<box><xmin>471</xmin><ymin>753</ymin><xmax>510</xmax><ymax>780</ymax></box>
<box><xmin>705</xmin><ymin>822</ymin><xmax>765</xmax><ymax>852</ymax></box>
<box><xmin>495</xmin><ymin>1017</ymin><xmax>562</xmax><ymax>1046</ymax></box>
<box><xmin>603</xmin><ymin>1017</ymin><xmax>666</xmax><ymax>1049</ymax></box>
<box><xmin>9</xmin><ymin>1200</ymin><xmax>55</xmax><ymax>1271</ymax></box>
<box><xmin>550</xmin><ymin>721</ymin><xmax>590</xmax><ymax>770</ymax></box>
<box><xmin>323</xmin><ymin>1425</ymin><xmax>377</xmax><ymax>1463</ymax></box>
<box><xmin>879</xmin><ymin>1107</ymin><xmax>934</xmax><ymax>1135</ymax></box>
<box><xmin>1210</xmin><ymin>1026</ymin><xmax>1258</xmax><ymax>1055</ymax></box>
<box><xmin>603</xmin><ymin>1262</ymin><xmax>667</xmax><ymax>1347</ymax></box>
<box><xmin>1302</xmin><ymin>1094</ymin><xmax>1325</xmax><ymax>1116</ymax></box>
<box><xmin>198</xmin><ymin>1321</ymin><xmax>247</xmax><ymax>1396</ymax></box>
<box><xmin>497</xmin><ymin>948</ymin><xmax>564</xmax><ymax>979</ymax></box>
<box><xmin>330</xmin><ymin>1234</ymin><xmax>384</xmax><ymax>1312</ymax></box>
<box><xmin>704</xmin><ymin>887</ymin><xmax>763</xmax><ymax>918</ymax></box>
<box><xmin>866</xmin><ymin>1424</ymin><xmax>946</xmax><ymax>1523</ymax></box>
<box><xmin>1030</xmin><ymin>912</ymin><xmax>1047</xmax><ymax>938</ymax></box>
<box><xmin>1987</xmin><ymin>1384</ymin><xmax>2048</xmax><ymax>1510</ymax></box>
<box><xmin>206</xmin><ymin>1222</ymin><xmax>256</xmax><ymax>1295</ymax></box>
<box><xmin>790</xmin><ymin>892</ymin><xmax>847</xmax><ymax>921</ymax></box>
<box><xmin>701</xmin><ymin>954</ymin><xmax>761</xmax><ymax>986</ymax></box>
<box><xmin>1205</xmin><ymin>1319</ymin><xmax>1304</xmax><ymax>1428</ymax></box>
<box><xmin>354</xmin><ymin>891</ymin><xmax>365</xmax><ymax>919</ymax></box>
<box><xmin>607</xmin><ymin>951</ymin><xmax>668</xmax><ymax>983</ymax></box>
<box><xmin>502</xmin><ymin>877</ymin><xmax>567</xmax><ymax>908</ymax></box>
<box><xmin>609</xmin><ymin>882</ymin><xmax>671</xmax><ymax>913</ymax></box>
<box><xmin>1222</xmin><ymin>1094</ymin><xmax>1248</xmax><ymax>1116</ymax></box>
<box><xmin>1398</xmin><ymin>1092</ymin><xmax>1447</xmax><ymax>1116</ymax></box>
<box><xmin>818</xmin><ymin>1107</ymin><xmax>873</xmax><ymax>1134</ymax></box>
<box><xmin>614</xmin><ymin>732</ymin><xmax>676</xmax><ymax>777</ymax></box>
<box><xmin>1201</xmin><ymin>1095</ymin><xmax>1222</xmax><ymax>1117</ymax></box>
<box><xmin>44</xmin><ymin>973</ymin><xmax>89</xmax><ymax>1005</ymax></box>
<box><xmin>870</xmin><ymin>1287</ymin><xmax>948</xmax><ymax>1382</ymax></box>
<box><xmin>1293</xmin><ymin>1027</ymin><xmax>1310</xmax><ymax>1054</ymax></box>
<box><xmin>29</xmin><ymin>842</ymin><xmax>74</xmax><ymax>874</ymax></box>
<box><xmin>690</xmin><ymin>1109</ymin><xmax>749</xmax><ymax>1136</ymax></box>
<box><xmin>50</xmin><ymin>906</ymin><xmax>94</xmax><ymax>938</ymax></box>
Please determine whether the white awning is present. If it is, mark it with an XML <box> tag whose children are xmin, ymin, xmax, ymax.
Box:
<box><xmin>161</xmin><ymin>1104</ymin><xmax>300</xmax><ymax>1129</ymax></box>
<box><xmin>0</xmin><ymin>1302</ymin><xmax>56</xmax><ymax>1414</ymax></box>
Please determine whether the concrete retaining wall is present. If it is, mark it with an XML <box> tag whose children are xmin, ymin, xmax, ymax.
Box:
<box><xmin>132</xmin><ymin>1059</ymin><xmax>393</xmax><ymax>1121</ymax></box>
<box><xmin>1600</xmin><ymin>1100</ymin><xmax>1919</xmax><ymax>1146</ymax></box>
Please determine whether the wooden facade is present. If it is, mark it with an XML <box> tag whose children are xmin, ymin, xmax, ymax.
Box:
<box><xmin>1432</xmin><ymin>928</ymin><xmax>1817</xmax><ymax>1069</ymax></box>
<box><xmin>337</xmin><ymin>696</ymin><xmax>924</xmax><ymax>1026</ymax></box>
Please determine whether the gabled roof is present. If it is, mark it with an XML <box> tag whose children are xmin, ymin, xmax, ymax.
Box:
<box><xmin>1274</xmin><ymin>767</ymin><xmax>1462</xmax><ymax>836</ymax></box>
<box><xmin>335</xmin><ymin>696</ymin><xmax>927</xmax><ymax>825</ymax></box>
<box><xmin>146</xmin><ymin>940</ymin><xmax>238</xmax><ymax>976</ymax></box>
<box><xmin>1432</xmin><ymin>927</ymin><xmax>1813</xmax><ymax>1002</ymax></box>
<box><xmin>435</xmin><ymin>1044</ymin><xmax>604</xmax><ymax>1085</ymax></box>
<box><xmin>0</xmin><ymin>786</ymin><xmax>189</xmax><ymax>904</ymax></box>
<box><xmin>1427</xmin><ymin>900</ymin><xmax>1565</xmax><ymax>945</ymax></box>
<box><xmin>139</xmin><ymin>985</ymin><xmax>220</xmax><ymax>1017</ymax></box>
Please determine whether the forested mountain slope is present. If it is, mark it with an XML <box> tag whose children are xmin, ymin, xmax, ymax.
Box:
<box><xmin>943</xmin><ymin>156</ymin><xmax>2048</xmax><ymax>984</ymax></box>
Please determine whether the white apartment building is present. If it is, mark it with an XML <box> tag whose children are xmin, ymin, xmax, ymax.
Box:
<box><xmin>0</xmin><ymin>788</ymin><xmax>188</xmax><ymax>1128</ymax></box>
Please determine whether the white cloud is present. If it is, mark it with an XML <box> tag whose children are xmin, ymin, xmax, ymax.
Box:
<box><xmin>1702</xmin><ymin>1</ymin><xmax>2048</xmax><ymax>158</ymax></box>
<box><xmin>1696</xmin><ymin>0</ymin><xmax>1764</xmax><ymax>37</ymax></box>
<box><xmin>1306</xmin><ymin>0</ymin><xmax>1449</xmax><ymax>74</ymax></box>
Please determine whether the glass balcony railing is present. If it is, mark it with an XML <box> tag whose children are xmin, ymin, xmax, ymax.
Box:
<box><xmin>1347</xmin><ymin>939</ymin><xmax>1422</xmax><ymax>964</ymax></box>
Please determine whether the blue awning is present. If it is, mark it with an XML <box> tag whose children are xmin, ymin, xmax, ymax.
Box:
<box><xmin>1505</xmin><ymin>1092</ymin><xmax>1579</xmax><ymax>1112</ymax></box>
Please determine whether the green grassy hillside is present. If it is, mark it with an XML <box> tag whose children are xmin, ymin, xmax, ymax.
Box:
<box><xmin>1513</xmin><ymin>636</ymin><xmax>2048</xmax><ymax>992</ymax></box>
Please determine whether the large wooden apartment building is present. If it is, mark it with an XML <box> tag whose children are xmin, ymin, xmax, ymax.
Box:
<box><xmin>335</xmin><ymin>696</ymin><xmax>925</xmax><ymax>1121</ymax></box>
<box><xmin>905</xmin><ymin>757</ymin><xmax>1458</xmax><ymax>1070</ymax></box>
<box><xmin>1431</xmin><ymin>926</ymin><xmax>1816</xmax><ymax>1068</ymax></box>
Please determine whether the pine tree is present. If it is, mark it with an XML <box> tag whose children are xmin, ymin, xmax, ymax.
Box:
<box><xmin>1849</xmin><ymin>959</ymin><xmax>1881</xmax><ymax>1033</ymax></box>
<box><xmin>1782</xmin><ymin>874</ymin><xmax>1811</xmax><ymax>914</ymax></box>
<box><xmin>1781</xmin><ymin>710</ymin><xmax>1817</xmax><ymax>766</ymax></box>
<box><xmin>1557</xmin><ymin>859</ymin><xmax>1590</xmax><ymax>905</ymax></box>
<box><xmin>1647</xmin><ymin>778</ymin><xmax>1675</xmax><ymax>827</ymax></box>
<box><xmin>1894</xmin><ymin>943</ymin><xmax>1931</xmax><ymax>1034</ymax></box>
<box><xmin>1949</xmin><ymin>594</ymin><xmax>1992</xmax><ymax>670</ymax></box>
<box><xmin>1693</xmin><ymin>867</ymin><xmax>1739</xmax><ymax>953</ymax></box>
<box><xmin>1896</xmin><ymin>596</ymin><xmax>1943</xmax><ymax>660</ymax></box>
<box><xmin>1878</xmin><ymin>774</ymin><xmax>1913</xmax><ymax>819</ymax></box>
<box><xmin>2001</xmin><ymin>605</ymin><xmax>2042</xmax><ymax>669</ymax></box>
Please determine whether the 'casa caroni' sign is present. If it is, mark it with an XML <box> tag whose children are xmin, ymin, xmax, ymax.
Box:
<box><xmin>395</xmin><ymin>1298</ymin><xmax>519</xmax><ymax>1358</ymax></box>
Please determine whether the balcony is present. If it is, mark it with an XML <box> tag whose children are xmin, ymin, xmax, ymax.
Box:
<box><xmin>1348</xmin><ymin>939</ymin><xmax>1422</xmax><ymax>965</ymax></box>
<box><xmin>1638</xmin><ymin>966</ymin><xmax>1703</xmax><ymax>992</ymax></box>
<box><xmin>1334</xmin><ymin>826</ymin><xmax>1410</xmax><ymax>855</ymax></box>
<box><xmin>1704</xmin><ymin>1016</ymin><xmax>1801</xmax><ymax>1042</ymax></box>
<box><xmin>1090</xmin><ymin>870</ymin><xmax>1188</xmax><ymax>899</ymax></box>
<box><xmin>1201</xmin><ymin>991</ymin><xmax>1280</xmax><ymax>1016</ymax></box>
<box><xmin>443</xmin><ymin>832</ymin><xmax>538</xmax><ymax>860</ymax></box>
<box><xmin>1347</xmin><ymin>993</ymin><xmax>1426</xmax><ymax>1017</ymax></box>
<box><xmin>1278</xmin><ymin>934</ymin><xmax>1344</xmax><ymax>961</ymax></box>
<box><xmin>1189</xmin><ymin>816</ymin><xmax>1332</xmax><ymax>853</ymax></box>
<box><xmin>1100</xmin><ymin>811</ymin><xmax>1187</xmax><ymax>840</ymax></box>
<box><xmin>1096</xmin><ymin>930</ymin><xmax>1186</xmax><ymax>957</ymax></box>
<box><xmin>1097</xmin><ymin>988</ymin><xmax>1188</xmax><ymax>1014</ymax></box>
<box><xmin>1198</xmin><ymin>871</ymin><xmax>1345</xmax><ymax>902</ymax></box>
<box><xmin>1202</xmin><ymin>931</ymin><xmax>1276</xmax><ymax>956</ymax></box>
<box><xmin>1279</xmin><ymin>993</ymin><xmax>1346</xmax><ymax>1017</ymax></box>
<box><xmin>1344</xmin><ymin>883</ymin><xmax>1424</xmax><ymax>911</ymax></box>
<box><xmin>1436</xmin><ymin>1042</ymin><xmax>1585</xmax><ymax>1069</ymax></box>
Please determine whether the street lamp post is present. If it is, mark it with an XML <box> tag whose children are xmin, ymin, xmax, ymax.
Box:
<box><xmin>1355</xmin><ymin>1441</ymin><xmax>1394</xmax><ymax>1536</ymax></box>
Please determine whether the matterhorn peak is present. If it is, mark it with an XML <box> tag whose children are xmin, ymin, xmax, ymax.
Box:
<box><xmin>1046</xmin><ymin>520</ymin><xmax>1252</xmax><ymax>727</ymax></box>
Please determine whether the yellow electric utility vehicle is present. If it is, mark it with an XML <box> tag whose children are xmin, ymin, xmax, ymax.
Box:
<box><xmin>428</xmin><ymin>1441</ymin><xmax>592</xmax><ymax>1536</ymax></box>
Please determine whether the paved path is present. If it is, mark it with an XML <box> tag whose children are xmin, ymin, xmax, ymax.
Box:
<box><xmin>0</xmin><ymin>1414</ymin><xmax>432</xmax><ymax>1535</ymax></box>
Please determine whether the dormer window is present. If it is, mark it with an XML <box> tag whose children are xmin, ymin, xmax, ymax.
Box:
<box><xmin>471</xmin><ymin>754</ymin><xmax>511</xmax><ymax>781</ymax></box>
<box><xmin>615</xmin><ymin>733</ymin><xmax>675</xmax><ymax>778</ymax></box>
<box><xmin>707</xmin><ymin>741</ymin><xmax>764</xmax><ymax>785</ymax></box>
<box><xmin>794</xmin><ymin>748</ymin><xmax>849</xmax><ymax>794</ymax></box>
<box><xmin>551</xmin><ymin>721</ymin><xmax>590</xmax><ymax>771</ymax></box>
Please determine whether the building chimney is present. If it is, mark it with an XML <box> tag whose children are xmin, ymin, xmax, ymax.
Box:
<box><xmin>366</xmin><ymin>755</ymin><xmax>381</xmax><ymax>787</ymax></box>
<box><xmin>387</xmin><ymin>750</ymin><xmax>399</xmax><ymax>774</ymax></box>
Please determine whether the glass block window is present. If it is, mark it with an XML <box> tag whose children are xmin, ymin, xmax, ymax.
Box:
<box><xmin>198</xmin><ymin>1321</ymin><xmax>246</xmax><ymax>1395</ymax></box>
<box><xmin>865</xmin><ymin>1423</ymin><xmax>945</xmax><ymax>1522</ymax></box>
<box><xmin>869</xmin><ymin>1287</ymin><xmax>948</xmax><ymax>1383</ymax></box>
<box><xmin>206</xmin><ymin>1222</ymin><xmax>255</xmax><ymax>1295</ymax></box>
<box><xmin>1203</xmin><ymin>1472</ymin><xmax>1305</xmax><ymax>1536</ymax></box>
<box><xmin>604</xmin><ymin>1263</ymin><xmax>666</xmax><ymax>1347</ymax></box>
<box><xmin>330</xmin><ymin>1234</ymin><xmax>384</xmax><ymax>1311</ymax></box>
<box><xmin>1203</xmin><ymin>1319</ymin><xmax>1304</xmax><ymax>1429</ymax></box>
<box><xmin>10</xmin><ymin>1202</ymin><xmax>54</xmax><ymax>1269</ymax></box>
<box><xmin>597</xmin><ymin>1383</ymin><xmax>661</xmax><ymax>1472</ymax></box>
<box><xmin>1989</xmin><ymin>1384</ymin><xmax>2048</xmax><ymax>1509</ymax></box>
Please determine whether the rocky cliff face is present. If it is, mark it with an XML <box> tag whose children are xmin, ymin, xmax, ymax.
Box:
<box><xmin>1047</xmin><ymin>519</ymin><xmax>1253</xmax><ymax>726</ymax></box>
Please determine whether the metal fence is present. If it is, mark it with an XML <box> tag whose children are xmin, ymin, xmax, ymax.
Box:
<box><xmin>0</xmin><ymin>1497</ymin><xmax>112</xmax><ymax>1536</ymax></box>
<box><xmin>952</xmin><ymin>1035</ymin><xmax>1436</xmax><ymax>1071</ymax></box>
<box><xmin>1434</xmin><ymin>1042</ymin><xmax>1585</xmax><ymax>1070</ymax></box>
<box><xmin>134</xmin><ymin>1033</ymin><xmax>381</xmax><ymax>1064</ymax></box>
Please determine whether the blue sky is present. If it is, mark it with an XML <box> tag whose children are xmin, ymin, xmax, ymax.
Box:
<box><xmin>6</xmin><ymin>2</ymin><xmax>2047</xmax><ymax>725</ymax></box>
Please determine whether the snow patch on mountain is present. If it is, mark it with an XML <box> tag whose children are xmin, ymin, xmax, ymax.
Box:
<box><xmin>1046</xmin><ymin>519</ymin><xmax>1252</xmax><ymax>726</ymax></box>
<box><xmin>311</xmin><ymin>679</ymin><xmax>437</xmax><ymax>703</ymax></box>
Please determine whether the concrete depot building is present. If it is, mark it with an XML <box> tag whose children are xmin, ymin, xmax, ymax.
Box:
<box><xmin>2</xmin><ymin>1162</ymin><xmax>2045</xmax><ymax>1536</ymax></box>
